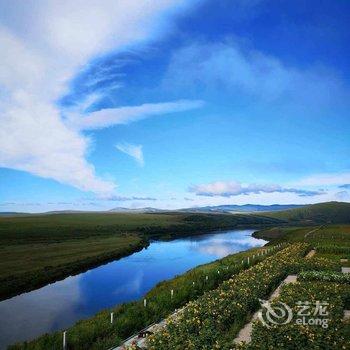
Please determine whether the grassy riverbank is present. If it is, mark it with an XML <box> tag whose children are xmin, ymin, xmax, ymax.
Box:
<box><xmin>0</xmin><ymin>212</ymin><xmax>281</xmax><ymax>300</ymax></box>
<box><xmin>253</xmin><ymin>224</ymin><xmax>350</xmax><ymax>245</ymax></box>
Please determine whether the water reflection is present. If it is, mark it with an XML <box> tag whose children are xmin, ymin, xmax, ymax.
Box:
<box><xmin>194</xmin><ymin>235</ymin><xmax>266</xmax><ymax>258</ymax></box>
<box><xmin>0</xmin><ymin>276</ymin><xmax>82</xmax><ymax>348</ymax></box>
<box><xmin>0</xmin><ymin>229</ymin><xmax>266</xmax><ymax>349</ymax></box>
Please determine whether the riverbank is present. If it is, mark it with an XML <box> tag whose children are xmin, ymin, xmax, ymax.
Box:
<box><xmin>0</xmin><ymin>212</ymin><xmax>281</xmax><ymax>300</ymax></box>
<box><xmin>253</xmin><ymin>224</ymin><xmax>350</xmax><ymax>244</ymax></box>
<box><xmin>0</xmin><ymin>236</ymin><xmax>149</xmax><ymax>301</ymax></box>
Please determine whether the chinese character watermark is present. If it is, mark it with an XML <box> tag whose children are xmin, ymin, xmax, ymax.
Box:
<box><xmin>258</xmin><ymin>299</ymin><xmax>329</xmax><ymax>329</ymax></box>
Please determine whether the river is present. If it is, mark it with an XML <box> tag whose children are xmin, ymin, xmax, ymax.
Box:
<box><xmin>0</xmin><ymin>229</ymin><xmax>266</xmax><ymax>349</ymax></box>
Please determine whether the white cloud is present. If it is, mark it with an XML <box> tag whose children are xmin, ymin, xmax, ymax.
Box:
<box><xmin>189</xmin><ymin>180</ymin><xmax>324</xmax><ymax>197</ymax></box>
<box><xmin>116</xmin><ymin>143</ymin><xmax>144</xmax><ymax>166</ymax></box>
<box><xmin>335</xmin><ymin>191</ymin><xmax>350</xmax><ymax>201</ymax></box>
<box><xmin>292</xmin><ymin>172</ymin><xmax>350</xmax><ymax>187</ymax></box>
<box><xmin>0</xmin><ymin>0</ymin><xmax>198</xmax><ymax>195</ymax></box>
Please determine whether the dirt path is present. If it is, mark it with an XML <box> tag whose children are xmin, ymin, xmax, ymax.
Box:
<box><xmin>304</xmin><ymin>225</ymin><xmax>323</xmax><ymax>238</ymax></box>
<box><xmin>233</xmin><ymin>275</ymin><xmax>297</xmax><ymax>345</ymax></box>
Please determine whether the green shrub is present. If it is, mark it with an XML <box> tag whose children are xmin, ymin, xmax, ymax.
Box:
<box><xmin>293</xmin><ymin>256</ymin><xmax>341</xmax><ymax>273</ymax></box>
<box><xmin>316</xmin><ymin>244</ymin><xmax>350</xmax><ymax>254</ymax></box>
<box><xmin>298</xmin><ymin>270</ymin><xmax>350</xmax><ymax>284</ymax></box>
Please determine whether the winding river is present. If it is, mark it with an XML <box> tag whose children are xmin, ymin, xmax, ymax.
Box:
<box><xmin>0</xmin><ymin>229</ymin><xmax>266</xmax><ymax>349</ymax></box>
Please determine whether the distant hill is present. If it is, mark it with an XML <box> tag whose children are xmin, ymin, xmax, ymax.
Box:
<box><xmin>179</xmin><ymin>204</ymin><xmax>305</xmax><ymax>214</ymax></box>
<box><xmin>0</xmin><ymin>212</ymin><xmax>28</xmax><ymax>217</ymax></box>
<box><xmin>109</xmin><ymin>207</ymin><xmax>166</xmax><ymax>213</ymax></box>
<box><xmin>262</xmin><ymin>201</ymin><xmax>350</xmax><ymax>224</ymax></box>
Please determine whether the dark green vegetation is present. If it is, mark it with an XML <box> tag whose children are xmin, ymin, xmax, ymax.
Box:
<box><xmin>254</xmin><ymin>224</ymin><xmax>350</xmax><ymax>244</ymax></box>
<box><xmin>9</xmin><ymin>246</ymin><xmax>280</xmax><ymax>350</ymax></box>
<box><xmin>254</xmin><ymin>224</ymin><xmax>350</xmax><ymax>267</ymax></box>
<box><xmin>0</xmin><ymin>211</ymin><xmax>281</xmax><ymax>300</ymax></box>
<box><xmin>262</xmin><ymin>201</ymin><xmax>350</xmax><ymax>224</ymax></box>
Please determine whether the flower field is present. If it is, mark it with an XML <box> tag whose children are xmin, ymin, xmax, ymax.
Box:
<box><xmin>293</xmin><ymin>256</ymin><xmax>341</xmax><ymax>272</ymax></box>
<box><xmin>242</xmin><ymin>280</ymin><xmax>350</xmax><ymax>349</ymax></box>
<box><xmin>148</xmin><ymin>243</ymin><xmax>310</xmax><ymax>350</ymax></box>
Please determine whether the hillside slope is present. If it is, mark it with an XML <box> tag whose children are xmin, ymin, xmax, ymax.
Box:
<box><xmin>178</xmin><ymin>204</ymin><xmax>305</xmax><ymax>213</ymax></box>
<box><xmin>262</xmin><ymin>201</ymin><xmax>350</xmax><ymax>224</ymax></box>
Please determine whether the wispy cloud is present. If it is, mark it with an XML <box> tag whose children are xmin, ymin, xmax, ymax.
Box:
<box><xmin>163</xmin><ymin>41</ymin><xmax>349</xmax><ymax>110</ymax></box>
<box><xmin>103</xmin><ymin>195</ymin><xmax>157</xmax><ymax>201</ymax></box>
<box><xmin>0</xmin><ymin>0</ymin><xmax>198</xmax><ymax>195</ymax></box>
<box><xmin>335</xmin><ymin>191</ymin><xmax>350</xmax><ymax>201</ymax></box>
<box><xmin>293</xmin><ymin>172</ymin><xmax>350</xmax><ymax>187</ymax></box>
<box><xmin>68</xmin><ymin>99</ymin><xmax>204</xmax><ymax>130</ymax></box>
<box><xmin>116</xmin><ymin>143</ymin><xmax>144</xmax><ymax>166</ymax></box>
<box><xmin>188</xmin><ymin>181</ymin><xmax>325</xmax><ymax>198</ymax></box>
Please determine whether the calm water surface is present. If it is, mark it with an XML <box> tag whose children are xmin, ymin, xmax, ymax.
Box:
<box><xmin>0</xmin><ymin>229</ymin><xmax>266</xmax><ymax>349</ymax></box>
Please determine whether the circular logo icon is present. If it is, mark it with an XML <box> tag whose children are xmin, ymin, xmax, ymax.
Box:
<box><xmin>258</xmin><ymin>298</ymin><xmax>293</xmax><ymax>328</ymax></box>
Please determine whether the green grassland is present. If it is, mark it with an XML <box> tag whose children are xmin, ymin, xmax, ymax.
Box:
<box><xmin>262</xmin><ymin>201</ymin><xmax>350</xmax><ymax>224</ymax></box>
<box><xmin>0</xmin><ymin>211</ymin><xmax>281</xmax><ymax>300</ymax></box>
<box><xmin>253</xmin><ymin>224</ymin><xmax>350</xmax><ymax>245</ymax></box>
<box><xmin>0</xmin><ymin>212</ymin><xmax>181</xmax><ymax>244</ymax></box>
<box><xmin>253</xmin><ymin>224</ymin><xmax>350</xmax><ymax>268</ymax></box>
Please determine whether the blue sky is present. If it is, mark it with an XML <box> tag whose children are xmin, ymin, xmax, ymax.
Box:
<box><xmin>0</xmin><ymin>0</ymin><xmax>350</xmax><ymax>212</ymax></box>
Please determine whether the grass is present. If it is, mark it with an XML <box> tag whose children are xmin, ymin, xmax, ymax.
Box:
<box><xmin>254</xmin><ymin>225</ymin><xmax>350</xmax><ymax>268</ymax></box>
<box><xmin>0</xmin><ymin>234</ymin><xmax>141</xmax><ymax>276</ymax></box>
<box><xmin>0</xmin><ymin>212</ymin><xmax>182</xmax><ymax>244</ymax></box>
<box><xmin>262</xmin><ymin>201</ymin><xmax>350</xmax><ymax>224</ymax></box>
<box><xmin>254</xmin><ymin>224</ymin><xmax>350</xmax><ymax>245</ymax></box>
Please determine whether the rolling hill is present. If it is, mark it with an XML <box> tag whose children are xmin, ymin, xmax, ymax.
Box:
<box><xmin>179</xmin><ymin>204</ymin><xmax>305</xmax><ymax>213</ymax></box>
<box><xmin>262</xmin><ymin>201</ymin><xmax>350</xmax><ymax>224</ymax></box>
